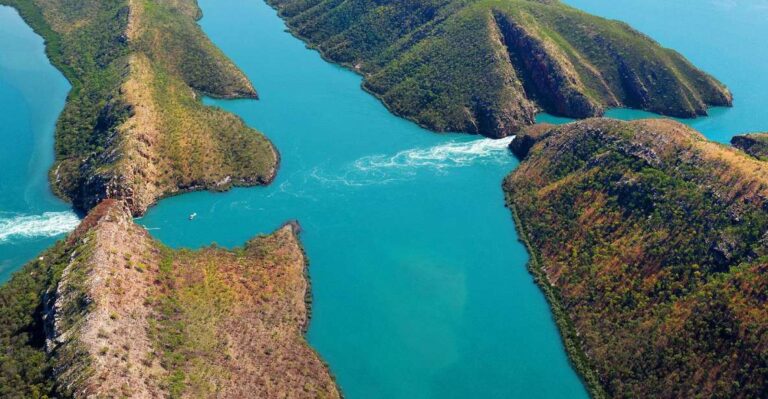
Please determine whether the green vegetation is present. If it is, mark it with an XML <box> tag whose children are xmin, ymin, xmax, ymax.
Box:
<box><xmin>0</xmin><ymin>200</ymin><xmax>339</xmax><ymax>398</ymax></box>
<box><xmin>0</xmin><ymin>0</ymin><xmax>132</xmax><ymax>199</ymax></box>
<box><xmin>506</xmin><ymin>119</ymin><xmax>768</xmax><ymax>398</ymax></box>
<box><xmin>136</xmin><ymin>0</ymin><xmax>258</xmax><ymax>98</ymax></box>
<box><xmin>0</xmin><ymin>0</ymin><xmax>277</xmax><ymax>215</ymax></box>
<box><xmin>0</xmin><ymin>201</ymin><xmax>120</xmax><ymax>398</ymax></box>
<box><xmin>0</xmin><ymin>243</ymin><xmax>66</xmax><ymax>399</ymax></box>
<box><xmin>269</xmin><ymin>0</ymin><xmax>732</xmax><ymax>137</ymax></box>
<box><xmin>150</xmin><ymin>229</ymin><xmax>339</xmax><ymax>398</ymax></box>
<box><xmin>152</xmin><ymin>248</ymin><xmax>236</xmax><ymax>398</ymax></box>
<box><xmin>0</xmin><ymin>235</ymin><xmax>97</xmax><ymax>399</ymax></box>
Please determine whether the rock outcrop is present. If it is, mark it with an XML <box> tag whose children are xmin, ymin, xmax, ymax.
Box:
<box><xmin>506</xmin><ymin>119</ymin><xmax>768</xmax><ymax>398</ymax></box>
<box><xmin>268</xmin><ymin>0</ymin><xmax>732</xmax><ymax>138</ymax></box>
<box><xmin>0</xmin><ymin>200</ymin><xmax>340</xmax><ymax>398</ymax></box>
<box><xmin>732</xmin><ymin>132</ymin><xmax>768</xmax><ymax>160</ymax></box>
<box><xmin>508</xmin><ymin>123</ymin><xmax>554</xmax><ymax>159</ymax></box>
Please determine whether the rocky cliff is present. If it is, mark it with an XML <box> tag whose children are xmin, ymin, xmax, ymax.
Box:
<box><xmin>506</xmin><ymin>119</ymin><xmax>768</xmax><ymax>398</ymax></box>
<box><xmin>1</xmin><ymin>0</ymin><xmax>278</xmax><ymax>216</ymax></box>
<box><xmin>268</xmin><ymin>0</ymin><xmax>732</xmax><ymax>138</ymax></box>
<box><xmin>732</xmin><ymin>132</ymin><xmax>768</xmax><ymax>160</ymax></box>
<box><xmin>0</xmin><ymin>200</ymin><xmax>340</xmax><ymax>398</ymax></box>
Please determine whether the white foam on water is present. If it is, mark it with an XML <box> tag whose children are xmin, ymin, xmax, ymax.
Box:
<box><xmin>309</xmin><ymin>166</ymin><xmax>405</xmax><ymax>187</ymax></box>
<box><xmin>354</xmin><ymin>136</ymin><xmax>515</xmax><ymax>172</ymax></box>
<box><xmin>0</xmin><ymin>211</ymin><xmax>80</xmax><ymax>243</ymax></box>
<box><xmin>309</xmin><ymin>136</ymin><xmax>515</xmax><ymax>187</ymax></box>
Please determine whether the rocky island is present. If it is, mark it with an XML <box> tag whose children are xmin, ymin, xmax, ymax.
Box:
<box><xmin>0</xmin><ymin>199</ymin><xmax>340</xmax><ymax>398</ymax></box>
<box><xmin>268</xmin><ymin>0</ymin><xmax>732</xmax><ymax>138</ymax></box>
<box><xmin>1</xmin><ymin>0</ymin><xmax>278</xmax><ymax>216</ymax></box>
<box><xmin>506</xmin><ymin>119</ymin><xmax>767</xmax><ymax>398</ymax></box>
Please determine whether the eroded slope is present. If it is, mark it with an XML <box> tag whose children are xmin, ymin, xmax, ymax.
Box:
<box><xmin>0</xmin><ymin>200</ymin><xmax>339</xmax><ymax>398</ymax></box>
<box><xmin>1</xmin><ymin>0</ymin><xmax>277</xmax><ymax>215</ymax></box>
<box><xmin>506</xmin><ymin>119</ymin><xmax>768</xmax><ymax>398</ymax></box>
<box><xmin>269</xmin><ymin>0</ymin><xmax>732</xmax><ymax>138</ymax></box>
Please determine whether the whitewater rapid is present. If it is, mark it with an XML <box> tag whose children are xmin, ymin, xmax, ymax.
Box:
<box><xmin>308</xmin><ymin>136</ymin><xmax>516</xmax><ymax>187</ymax></box>
<box><xmin>354</xmin><ymin>136</ymin><xmax>516</xmax><ymax>171</ymax></box>
<box><xmin>2</xmin><ymin>137</ymin><xmax>516</xmax><ymax>244</ymax></box>
<box><xmin>0</xmin><ymin>211</ymin><xmax>80</xmax><ymax>244</ymax></box>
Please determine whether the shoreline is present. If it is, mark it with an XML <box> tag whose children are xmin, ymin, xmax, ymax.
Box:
<box><xmin>264</xmin><ymin>0</ymin><xmax>486</xmax><ymax>139</ymax></box>
<box><xmin>290</xmin><ymin>221</ymin><xmax>346</xmax><ymax>399</ymax></box>
<box><xmin>505</xmin><ymin>189</ymin><xmax>606</xmax><ymax>399</ymax></box>
<box><xmin>265</xmin><ymin>1</ymin><xmax>604</xmax><ymax>395</ymax></box>
<box><xmin>267</xmin><ymin>1</ymin><xmax>605</xmax><ymax>396</ymax></box>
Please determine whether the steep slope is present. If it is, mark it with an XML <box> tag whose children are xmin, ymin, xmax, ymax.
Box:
<box><xmin>506</xmin><ymin>119</ymin><xmax>768</xmax><ymax>398</ymax></box>
<box><xmin>0</xmin><ymin>200</ymin><xmax>340</xmax><ymax>398</ymax></box>
<box><xmin>1</xmin><ymin>0</ymin><xmax>277</xmax><ymax>215</ymax></box>
<box><xmin>732</xmin><ymin>132</ymin><xmax>768</xmax><ymax>160</ymax></box>
<box><xmin>269</xmin><ymin>0</ymin><xmax>732</xmax><ymax>138</ymax></box>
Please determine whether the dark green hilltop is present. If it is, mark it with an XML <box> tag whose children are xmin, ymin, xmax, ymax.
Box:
<box><xmin>507</xmin><ymin>119</ymin><xmax>768</xmax><ymax>398</ymax></box>
<box><xmin>268</xmin><ymin>0</ymin><xmax>732</xmax><ymax>137</ymax></box>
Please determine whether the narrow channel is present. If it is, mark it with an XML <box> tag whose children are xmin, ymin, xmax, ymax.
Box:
<box><xmin>3</xmin><ymin>0</ymin><xmax>765</xmax><ymax>397</ymax></box>
<box><xmin>139</xmin><ymin>0</ymin><xmax>588</xmax><ymax>397</ymax></box>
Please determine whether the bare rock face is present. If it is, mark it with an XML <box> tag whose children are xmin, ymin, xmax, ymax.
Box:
<box><xmin>508</xmin><ymin>123</ymin><xmax>556</xmax><ymax>159</ymax></box>
<box><xmin>493</xmin><ymin>11</ymin><xmax>604</xmax><ymax>119</ymax></box>
<box><xmin>46</xmin><ymin>200</ymin><xmax>165</xmax><ymax>398</ymax></box>
<box><xmin>731</xmin><ymin>132</ymin><xmax>768</xmax><ymax>160</ymax></box>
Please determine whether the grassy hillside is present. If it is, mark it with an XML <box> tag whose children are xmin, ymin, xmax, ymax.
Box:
<box><xmin>0</xmin><ymin>0</ymin><xmax>277</xmax><ymax>215</ymax></box>
<box><xmin>506</xmin><ymin>119</ymin><xmax>768</xmax><ymax>398</ymax></box>
<box><xmin>269</xmin><ymin>0</ymin><xmax>732</xmax><ymax>138</ymax></box>
<box><xmin>0</xmin><ymin>200</ymin><xmax>339</xmax><ymax>398</ymax></box>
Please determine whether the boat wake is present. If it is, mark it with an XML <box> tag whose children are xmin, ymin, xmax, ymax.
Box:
<box><xmin>354</xmin><ymin>136</ymin><xmax>515</xmax><ymax>172</ymax></box>
<box><xmin>0</xmin><ymin>211</ymin><xmax>80</xmax><ymax>243</ymax></box>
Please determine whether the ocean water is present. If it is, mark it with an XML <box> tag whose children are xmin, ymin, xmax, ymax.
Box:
<box><xmin>0</xmin><ymin>6</ymin><xmax>73</xmax><ymax>283</ymax></box>
<box><xmin>559</xmin><ymin>0</ymin><xmax>768</xmax><ymax>143</ymax></box>
<box><xmin>2</xmin><ymin>0</ymin><xmax>767</xmax><ymax>397</ymax></box>
<box><xmin>138</xmin><ymin>1</ymin><xmax>587</xmax><ymax>397</ymax></box>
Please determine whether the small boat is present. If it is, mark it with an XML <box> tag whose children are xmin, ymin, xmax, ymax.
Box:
<box><xmin>189</xmin><ymin>212</ymin><xmax>197</xmax><ymax>220</ymax></box>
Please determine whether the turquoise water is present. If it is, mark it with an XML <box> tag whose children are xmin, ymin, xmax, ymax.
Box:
<box><xmin>3</xmin><ymin>0</ymin><xmax>768</xmax><ymax>397</ymax></box>
<box><xmin>138</xmin><ymin>1</ymin><xmax>587</xmax><ymax>397</ymax></box>
<box><xmin>561</xmin><ymin>0</ymin><xmax>768</xmax><ymax>143</ymax></box>
<box><xmin>0</xmin><ymin>6</ymin><xmax>74</xmax><ymax>283</ymax></box>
